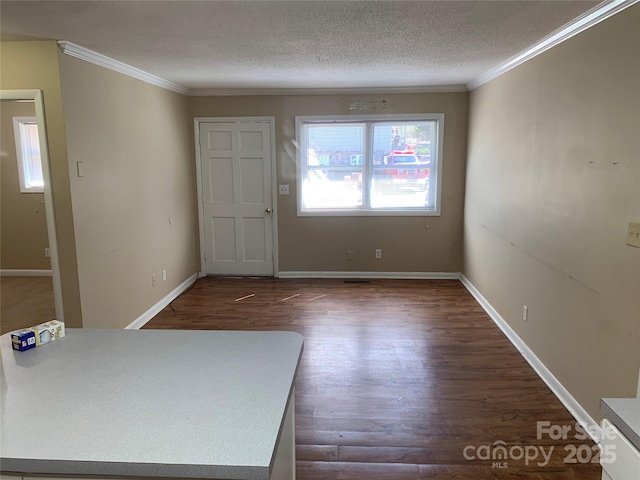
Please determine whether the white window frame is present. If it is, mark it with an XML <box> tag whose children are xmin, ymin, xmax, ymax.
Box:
<box><xmin>296</xmin><ymin>113</ymin><xmax>444</xmax><ymax>216</ymax></box>
<box><xmin>13</xmin><ymin>116</ymin><xmax>44</xmax><ymax>193</ymax></box>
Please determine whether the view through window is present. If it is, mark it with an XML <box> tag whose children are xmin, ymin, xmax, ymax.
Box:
<box><xmin>297</xmin><ymin>114</ymin><xmax>443</xmax><ymax>215</ymax></box>
<box><xmin>13</xmin><ymin>117</ymin><xmax>44</xmax><ymax>193</ymax></box>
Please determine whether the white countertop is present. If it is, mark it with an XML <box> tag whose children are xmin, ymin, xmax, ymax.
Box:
<box><xmin>601</xmin><ymin>397</ymin><xmax>640</xmax><ymax>450</ymax></box>
<box><xmin>0</xmin><ymin>329</ymin><xmax>303</xmax><ymax>479</ymax></box>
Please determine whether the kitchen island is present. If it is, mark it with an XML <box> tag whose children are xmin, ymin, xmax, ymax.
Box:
<box><xmin>600</xmin><ymin>396</ymin><xmax>640</xmax><ymax>480</ymax></box>
<box><xmin>0</xmin><ymin>328</ymin><xmax>303</xmax><ymax>480</ymax></box>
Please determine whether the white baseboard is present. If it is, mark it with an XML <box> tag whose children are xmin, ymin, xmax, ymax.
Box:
<box><xmin>0</xmin><ymin>269</ymin><xmax>52</xmax><ymax>277</ymax></box>
<box><xmin>278</xmin><ymin>271</ymin><xmax>461</xmax><ymax>280</ymax></box>
<box><xmin>459</xmin><ymin>274</ymin><xmax>601</xmax><ymax>443</ymax></box>
<box><xmin>125</xmin><ymin>273</ymin><xmax>199</xmax><ymax>330</ymax></box>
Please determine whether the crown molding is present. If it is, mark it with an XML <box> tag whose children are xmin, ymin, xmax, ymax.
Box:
<box><xmin>187</xmin><ymin>85</ymin><xmax>468</xmax><ymax>96</ymax></box>
<box><xmin>57</xmin><ymin>41</ymin><xmax>190</xmax><ymax>95</ymax></box>
<box><xmin>467</xmin><ymin>0</ymin><xmax>639</xmax><ymax>90</ymax></box>
<box><xmin>55</xmin><ymin>42</ymin><xmax>466</xmax><ymax>96</ymax></box>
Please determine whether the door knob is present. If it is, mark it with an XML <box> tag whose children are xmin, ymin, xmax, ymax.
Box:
<box><xmin>265</xmin><ymin>208</ymin><xmax>272</xmax><ymax>214</ymax></box>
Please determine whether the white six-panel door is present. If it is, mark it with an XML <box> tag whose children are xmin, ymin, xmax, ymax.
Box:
<box><xmin>198</xmin><ymin>120</ymin><xmax>274</xmax><ymax>276</ymax></box>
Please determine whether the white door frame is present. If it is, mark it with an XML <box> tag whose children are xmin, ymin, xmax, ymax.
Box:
<box><xmin>194</xmin><ymin>116</ymin><xmax>279</xmax><ymax>277</ymax></box>
<box><xmin>1</xmin><ymin>89</ymin><xmax>64</xmax><ymax>321</ymax></box>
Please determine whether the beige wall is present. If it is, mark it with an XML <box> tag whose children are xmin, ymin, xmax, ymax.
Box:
<box><xmin>464</xmin><ymin>5</ymin><xmax>640</xmax><ymax>420</ymax></box>
<box><xmin>190</xmin><ymin>93</ymin><xmax>468</xmax><ymax>273</ymax></box>
<box><xmin>1</xmin><ymin>101</ymin><xmax>50</xmax><ymax>270</ymax></box>
<box><xmin>0</xmin><ymin>41</ymin><xmax>83</xmax><ymax>327</ymax></box>
<box><xmin>58</xmin><ymin>54</ymin><xmax>199</xmax><ymax>329</ymax></box>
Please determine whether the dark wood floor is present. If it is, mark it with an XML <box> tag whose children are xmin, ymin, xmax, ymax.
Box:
<box><xmin>145</xmin><ymin>277</ymin><xmax>601</xmax><ymax>479</ymax></box>
<box><xmin>1</xmin><ymin>275</ymin><xmax>56</xmax><ymax>335</ymax></box>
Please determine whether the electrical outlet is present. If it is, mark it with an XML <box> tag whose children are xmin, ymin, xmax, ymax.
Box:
<box><xmin>152</xmin><ymin>275</ymin><xmax>157</xmax><ymax>287</ymax></box>
<box><xmin>44</xmin><ymin>248</ymin><xmax>50</xmax><ymax>258</ymax></box>
<box><xmin>627</xmin><ymin>222</ymin><xmax>640</xmax><ymax>248</ymax></box>
<box><xmin>279</xmin><ymin>184</ymin><xmax>290</xmax><ymax>195</ymax></box>
<box><xmin>375</xmin><ymin>248</ymin><xmax>382</xmax><ymax>259</ymax></box>
<box><xmin>522</xmin><ymin>305</ymin><xmax>528</xmax><ymax>321</ymax></box>
<box><xmin>162</xmin><ymin>270</ymin><xmax>167</xmax><ymax>282</ymax></box>
<box><xmin>346</xmin><ymin>250</ymin><xmax>354</xmax><ymax>261</ymax></box>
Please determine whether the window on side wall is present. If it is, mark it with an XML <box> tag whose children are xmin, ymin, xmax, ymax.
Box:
<box><xmin>13</xmin><ymin>117</ymin><xmax>44</xmax><ymax>193</ymax></box>
<box><xmin>296</xmin><ymin>113</ymin><xmax>443</xmax><ymax>216</ymax></box>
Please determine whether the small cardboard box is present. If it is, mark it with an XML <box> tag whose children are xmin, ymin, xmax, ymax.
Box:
<box><xmin>11</xmin><ymin>330</ymin><xmax>37</xmax><ymax>351</ymax></box>
<box><xmin>31</xmin><ymin>320</ymin><xmax>65</xmax><ymax>346</ymax></box>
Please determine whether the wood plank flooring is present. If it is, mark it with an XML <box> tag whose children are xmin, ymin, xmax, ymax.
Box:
<box><xmin>145</xmin><ymin>277</ymin><xmax>601</xmax><ymax>479</ymax></box>
<box><xmin>0</xmin><ymin>275</ymin><xmax>56</xmax><ymax>335</ymax></box>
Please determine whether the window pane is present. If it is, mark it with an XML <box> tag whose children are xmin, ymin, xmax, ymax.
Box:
<box><xmin>370</xmin><ymin>121</ymin><xmax>434</xmax><ymax>210</ymax></box>
<box><xmin>21</xmin><ymin>123</ymin><xmax>43</xmax><ymax>188</ymax></box>
<box><xmin>304</xmin><ymin>167</ymin><xmax>363</xmax><ymax>209</ymax></box>
<box><xmin>303</xmin><ymin>123</ymin><xmax>364</xmax><ymax>210</ymax></box>
<box><xmin>297</xmin><ymin>114</ymin><xmax>441</xmax><ymax>216</ymax></box>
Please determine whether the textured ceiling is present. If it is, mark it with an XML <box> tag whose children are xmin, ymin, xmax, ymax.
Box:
<box><xmin>1</xmin><ymin>0</ymin><xmax>602</xmax><ymax>92</ymax></box>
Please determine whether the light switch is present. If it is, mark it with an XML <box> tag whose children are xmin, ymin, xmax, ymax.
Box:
<box><xmin>76</xmin><ymin>161</ymin><xmax>85</xmax><ymax>177</ymax></box>
<box><xmin>627</xmin><ymin>222</ymin><xmax>640</xmax><ymax>248</ymax></box>
<box><xmin>279</xmin><ymin>185</ymin><xmax>290</xmax><ymax>195</ymax></box>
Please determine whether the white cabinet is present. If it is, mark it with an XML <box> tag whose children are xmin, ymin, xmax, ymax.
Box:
<box><xmin>600</xmin><ymin>418</ymin><xmax>640</xmax><ymax>480</ymax></box>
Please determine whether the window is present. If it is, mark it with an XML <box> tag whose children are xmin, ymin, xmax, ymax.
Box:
<box><xmin>13</xmin><ymin>116</ymin><xmax>44</xmax><ymax>193</ymax></box>
<box><xmin>296</xmin><ymin>114</ymin><xmax>443</xmax><ymax>216</ymax></box>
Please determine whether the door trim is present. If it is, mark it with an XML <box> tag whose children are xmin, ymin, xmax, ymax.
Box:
<box><xmin>0</xmin><ymin>89</ymin><xmax>64</xmax><ymax>321</ymax></box>
<box><xmin>194</xmin><ymin>116</ymin><xmax>279</xmax><ymax>277</ymax></box>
